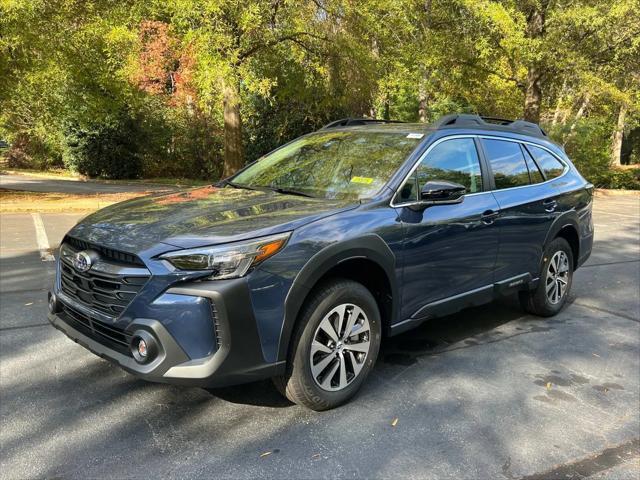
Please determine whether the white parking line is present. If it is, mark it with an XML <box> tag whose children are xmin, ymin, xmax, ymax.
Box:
<box><xmin>31</xmin><ymin>213</ymin><xmax>55</xmax><ymax>262</ymax></box>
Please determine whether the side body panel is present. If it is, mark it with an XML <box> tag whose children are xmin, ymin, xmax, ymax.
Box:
<box><xmin>395</xmin><ymin>192</ymin><xmax>500</xmax><ymax>320</ymax></box>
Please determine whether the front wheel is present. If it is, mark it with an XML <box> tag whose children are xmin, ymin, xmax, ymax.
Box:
<box><xmin>520</xmin><ymin>237</ymin><xmax>573</xmax><ymax>317</ymax></box>
<box><xmin>273</xmin><ymin>279</ymin><xmax>381</xmax><ymax>411</ymax></box>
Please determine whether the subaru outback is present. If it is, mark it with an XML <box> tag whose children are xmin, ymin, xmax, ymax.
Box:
<box><xmin>48</xmin><ymin>114</ymin><xmax>594</xmax><ymax>410</ymax></box>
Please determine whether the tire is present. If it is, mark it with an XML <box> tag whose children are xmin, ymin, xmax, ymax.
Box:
<box><xmin>273</xmin><ymin>278</ymin><xmax>382</xmax><ymax>411</ymax></box>
<box><xmin>519</xmin><ymin>237</ymin><xmax>574</xmax><ymax>317</ymax></box>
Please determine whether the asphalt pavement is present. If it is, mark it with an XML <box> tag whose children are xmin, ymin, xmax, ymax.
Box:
<box><xmin>1</xmin><ymin>193</ymin><xmax>639</xmax><ymax>479</ymax></box>
<box><xmin>0</xmin><ymin>173</ymin><xmax>178</xmax><ymax>194</ymax></box>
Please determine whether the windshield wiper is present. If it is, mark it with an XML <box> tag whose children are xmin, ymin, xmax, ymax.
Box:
<box><xmin>224</xmin><ymin>181</ymin><xmax>259</xmax><ymax>191</ymax></box>
<box><xmin>226</xmin><ymin>181</ymin><xmax>315</xmax><ymax>198</ymax></box>
<box><xmin>262</xmin><ymin>186</ymin><xmax>316</xmax><ymax>198</ymax></box>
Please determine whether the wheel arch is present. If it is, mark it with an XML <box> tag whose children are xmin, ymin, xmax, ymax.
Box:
<box><xmin>277</xmin><ymin>234</ymin><xmax>398</xmax><ymax>362</ymax></box>
<box><xmin>543</xmin><ymin>213</ymin><xmax>580</xmax><ymax>270</ymax></box>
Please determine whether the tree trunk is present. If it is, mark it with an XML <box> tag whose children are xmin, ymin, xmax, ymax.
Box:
<box><xmin>418</xmin><ymin>86</ymin><xmax>428</xmax><ymax>123</ymax></box>
<box><xmin>569</xmin><ymin>93</ymin><xmax>590</xmax><ymax>134</ymax></box>
<box><xmin>222</xmin><ymin>82</ymin><xmax>244</xmax><ymax>178</ymax></box>
<box><xmin>382</xmin><ymin>97</ymin><xmax>390</xmax><ymax>120</ymax></box>
<box><xmin>418</xmin><ymin>73</ymin><xmax>429</xmax><ymax>123</ymax></box>
<box><xmin>562</xmin><ymin>93</ymin><xmax>590</xmax><ymax>146</ymax></box>
<box><xmin>522</xmin><ymin>3</ymin><xmax>547</xmax><ymax>123</ymax></box>
<box><xmin>552</xmin><ymin>79</ymin><xmax>567</xmax><ymax>126</ymax></box>
<box><xmin>524</xmin><ymin>67</ymin><xmax>542</xmax><ymax>123</ymax></box>
<box><xmin>611</xmin><ymin>104</ymin><xmax>627</xmax><ymax>166</ymax></box>
<box><xmin>418</xmin><ymin>0</ymin><xmax>432</xmax><ymax>123</ymax></box>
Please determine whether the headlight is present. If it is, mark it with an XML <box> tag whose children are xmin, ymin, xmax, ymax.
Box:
<box><xmin>160</xmin><ymin>232</ymin><xmax>291</xmax><ymax>279</ymax></box>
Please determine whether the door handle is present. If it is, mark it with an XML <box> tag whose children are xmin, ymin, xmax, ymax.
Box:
<box><xmin>543</xmin><ymin>198</ymin><xmax>558</xmax><ymax>212</ymax></box>
<box><xmin>481</xmin><ymin>210</ymin><xmax>499</xmax><ymax>224</ymax></box>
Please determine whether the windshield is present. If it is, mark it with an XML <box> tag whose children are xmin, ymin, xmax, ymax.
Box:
<box><xmin>230</xmin><ymin>130</ymin><xmax>423</xmax><ymax>200</ymax></box>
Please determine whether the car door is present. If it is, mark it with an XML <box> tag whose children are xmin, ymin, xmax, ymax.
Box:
<box><xmin>479</xmin><ymin>137</ymin><xmax>564</xmax><ymax>282</ymax></box>
<box><xmin>394</xmin><ymin>136</ymin><xmax>500</xmax><ymax>321</ymax></box>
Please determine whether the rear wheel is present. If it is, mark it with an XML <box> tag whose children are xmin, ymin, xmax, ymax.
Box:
<box><xmin>519</xmin><ymin>237</ymin><xmax>573</xmax><ymax>317</ymax></box>
<box><xmin>274</xmin><ymin>279</ymin><xmax>381</xmax><ymax>411</ymax></box>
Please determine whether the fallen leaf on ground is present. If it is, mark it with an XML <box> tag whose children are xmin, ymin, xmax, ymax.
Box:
<box><xmin>546</xmin><ymin>382</ymin><xmax>552</xmax><ymax>390</ymax></box>
<box><xmin>391</xmin><ymin>418</ymin><xmax>399</xmax><ymax>427</ymax></box>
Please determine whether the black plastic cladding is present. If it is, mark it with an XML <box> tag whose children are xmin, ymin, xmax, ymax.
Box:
<box><xmin>433</xmin><ymin>114</ymin><xmax>548</xmax><ymax>138</ymax></box>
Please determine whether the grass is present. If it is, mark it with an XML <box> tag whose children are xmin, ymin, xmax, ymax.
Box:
<box><xmin>0</xmin><ymin>189</ymin><xmax>147</xmax><ymax>213</ymax></box>
<box><xmin>0</xmin><ymin>167</ymin><xmax>79</xmax><ymax>179</ymax></box>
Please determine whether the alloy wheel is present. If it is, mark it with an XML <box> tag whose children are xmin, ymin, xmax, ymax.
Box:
<box><xmin>310</xmin><ymin>303</ymin><xmax>371</xmax><ymax>391</ymax></box>
<box><xmin>546</xmin><ymin>250</ymin><xmax>570</xmax><ymax>305</ymax></box>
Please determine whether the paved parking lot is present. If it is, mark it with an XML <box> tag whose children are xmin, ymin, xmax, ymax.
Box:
<box><xmin>0</xmin><ymin>173</ymin><xmax>178</xmax><ymax>194</ymax></box>
<box><xmin>1</xmin><ymin>193</ymin><xmax>639</xmax><ymax>479</ymax></box>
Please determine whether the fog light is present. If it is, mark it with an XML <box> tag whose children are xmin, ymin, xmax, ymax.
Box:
<box><xmin>48</xmin><ymin>292</ymin><xmax>61</xmax><ymax>314</ymax></box>
<box><xmin>130</xmin><ymin>331</ymin><xmax>158</xmax><ymax>364</ymax></box>
<box><xmin>137</xmin><ymin>339</ymin><xmax>148</xmax><ymax>357</ymax></box>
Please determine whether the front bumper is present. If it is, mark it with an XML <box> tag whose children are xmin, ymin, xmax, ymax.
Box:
<box><xmin>49</xmin><ymin>278</ymin><xmax>285</xmax><ymax>387</ymax></box>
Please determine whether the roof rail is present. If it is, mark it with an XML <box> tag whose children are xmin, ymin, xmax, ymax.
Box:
<box><xmin>321</xmin><ymin>118</ymin><xmax>405</xmax><ymax>129</ymax></box>
<box><xmin>432</xmin><ymin>113</ymin><xmax>547</xmax><ymax>138</ymax></box>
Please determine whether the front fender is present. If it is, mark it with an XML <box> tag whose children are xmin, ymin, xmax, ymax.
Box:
<box><xmin>276</xmin><ymin>234</ymin><xmax>398</xmax><ymax>362</ymax></box>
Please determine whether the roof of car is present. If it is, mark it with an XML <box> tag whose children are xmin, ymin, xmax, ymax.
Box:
<box><xmin>320</xmin><ymin>114</ymin><xmax>551</xmax><ymax>142</ymax></box>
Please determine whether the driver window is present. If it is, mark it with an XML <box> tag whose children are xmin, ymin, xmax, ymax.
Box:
<box><xmin>418</xmin><ymin>138</ymin><xmax>483</xmax><ymax>194</ymax></box>
<box><xmin>398</xmin><ymin>138</ymin><xmax>483</xmax><ymax>202</ymax></box>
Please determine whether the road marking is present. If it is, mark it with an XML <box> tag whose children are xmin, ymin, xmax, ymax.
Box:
<box><xmin>31</xmin><ymin>213</ymin><xmax>55</xmax><ymax>262</ymax></box>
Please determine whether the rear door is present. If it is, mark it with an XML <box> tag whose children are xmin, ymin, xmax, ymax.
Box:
<box><xmin>480</xmin><ymin>137</ymin><xmax>563</xmax><ymax>282</ymax></box>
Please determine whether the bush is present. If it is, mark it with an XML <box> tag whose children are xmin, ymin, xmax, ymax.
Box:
<box><xmin>141</xmin><ymin>107</ymin><xmax>224</xmax><ymax>180</ymax></box>
<box><xmin>547</xmin><ymin>118</ymin><xmax>640</xmax><ymax>190</ymax></box>
<box><xmin>65</xmin><ymin>113</ymin><xmax>144</xmax><ymax>179</ymax></box>
<box><xmin>590</xmin><ymin>167</ymin><xmax>640</xmax><ymax>190</ymax></box>
<box><xmin>3</xmin><ymin>133</ymin><xmax>64</xmax><ymax>170</ymax></box>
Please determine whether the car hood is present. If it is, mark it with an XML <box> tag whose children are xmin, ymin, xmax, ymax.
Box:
<box><xmin>67</xmin><ymin>186</ymin><xmax>357</xmax><ymax>255</ymax></box>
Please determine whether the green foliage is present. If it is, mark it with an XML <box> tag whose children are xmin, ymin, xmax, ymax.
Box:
<box><xmin>65</xmin><ymin>112</ymin><xmax>145</xmax><ymax>179</ymax></box>
<box><xmin>142</xmin><ymin>107</ymin><xmax>224</xmax><ymax>180</ymax></box>
<box><xmin>0</xmin><ymin>0</ymin><xmax>638</xmax><ymax>186</ymax></box>
<box><xmin>590</xmin><ymin>168</ymin><xmax>640</xmax><ymax>190</ymax></box>
<box><xmin>549</xmin><ymin>119</ymin><xmax>612</xmax><ymax>181</ymax></box>
<box><xmin>548</xmin><ymin>118</ymin><xmax>640</xmax><ymax>189</ymax></box>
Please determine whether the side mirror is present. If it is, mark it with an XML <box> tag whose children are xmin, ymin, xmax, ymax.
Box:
<box><xmin>420</xmin><ymin>180</ymin><xmax>466</xmax><ymax>204</ymax></box>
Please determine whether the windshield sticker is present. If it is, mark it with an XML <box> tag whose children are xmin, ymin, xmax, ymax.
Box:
<box><xmin>406</xmin><ymin>133</ymin><xmax>424</xmax><ymax>139</ymax></box>
<box><xmin>351</xmin><ymin>176</ymin><xmax>374</xmax><ymax>185</ymax></box>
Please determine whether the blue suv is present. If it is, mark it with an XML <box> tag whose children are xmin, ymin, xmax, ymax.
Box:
<box><xmin>48</xmin><ymin>114</ymin><xmax>594</xmax><ymax>410</ymax></box>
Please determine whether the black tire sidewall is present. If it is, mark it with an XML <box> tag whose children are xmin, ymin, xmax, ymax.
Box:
<box><xmin>289</xmin><ymin>279</ymin><xmax>381</xmax><ymax>410</ymax></box>
<box><xmin>536</xmin><ymin>238</ymin><xmax>574</xmax><ymax>315</ymax></box>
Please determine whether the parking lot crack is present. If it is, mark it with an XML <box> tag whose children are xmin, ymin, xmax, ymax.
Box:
<box><xmin>518</xmin><ymin>438</ymin><xmax>639</xmax><ymax>480</ymax></box>
<box><xmin>0</xmin><ymin>322</ymin><xmax>50</xmax><ymax>332</ymax></box>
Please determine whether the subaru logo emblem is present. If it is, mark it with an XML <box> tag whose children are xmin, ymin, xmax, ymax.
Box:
<box><xmin>73</xmin><ymin>251</ymin><xmax>93</xmax><ymax>272</ymax></box>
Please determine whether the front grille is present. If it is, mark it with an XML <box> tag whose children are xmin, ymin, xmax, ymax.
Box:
<box><xmin>65</xmin><ymin>236</ymin><xmax>145</xmax><ymax>266</ymax></box>
<box><xmin>59</xmin><ymin>244</ymin><xmax>149</xmax><ymax>318</ymax></box>
<box><xmin>61</xmin><ymin>304</ymin><xmax>132</xmax><ymax>356</ymax></box>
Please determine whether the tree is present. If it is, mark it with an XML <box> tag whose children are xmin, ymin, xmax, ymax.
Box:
<box><xmin>155</xmin><ymin>0</ymin><xmax>333</xmax><ymax>176</ymax></box>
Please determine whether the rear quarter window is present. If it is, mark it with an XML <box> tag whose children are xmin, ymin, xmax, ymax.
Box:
<box><xmin>527</xmin><ymin>145</ymin><xmax>566</xmax><ymax>180</ymax></box>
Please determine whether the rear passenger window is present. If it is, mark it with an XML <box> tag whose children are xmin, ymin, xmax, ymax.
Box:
<box><xmin>482</xmin><ymin>139</ymin><xmax>531</xmax><ymax>189</ymax></box>
<box><xmin>528</xmin><ymin>145</ymin><xmax>565</xmax><ymax>180</ymax></box>
<box><xmin>522</xmin><ymin>146</ymin><xmax>544</xmax><ymax>183</ymax></box>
